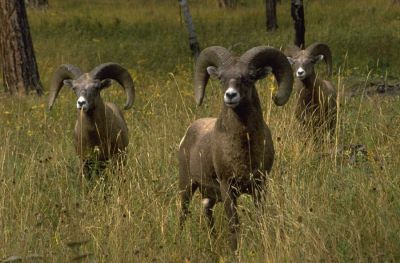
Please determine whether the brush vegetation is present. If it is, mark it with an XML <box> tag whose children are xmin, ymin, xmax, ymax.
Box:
<box><xmin>0</xmin><ymin>0</ymin><xmax>399</xmax><ymax>262</ymax></box>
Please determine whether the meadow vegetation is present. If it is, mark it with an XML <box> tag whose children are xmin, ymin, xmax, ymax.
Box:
<box><xmin>0</xmin><ymin>0</ymin><xmax>399</xmax><ymax>262</ymax></box>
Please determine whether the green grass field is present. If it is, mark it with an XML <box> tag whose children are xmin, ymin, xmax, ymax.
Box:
<box><xmin>1</xmin><ymin>0</ymin><xmax>399</xmax><ymax>262</ymax></box>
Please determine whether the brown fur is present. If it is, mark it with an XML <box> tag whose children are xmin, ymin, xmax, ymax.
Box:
<box><xmin>295</xmin><ymin>74</ymin><xmax>337</xmax><ymax>136</ymax></box>
<box><xmin>74</xmin><ymin>100</ymin><xmax>128</xmax><ymax>163</ymax></box>
<box><xmin>286</xmin><ymin>45</ymin><xmax>337</xmax><ymax>137</ymax></box>
<box><xmin>179</xmin><ymin>83</ymin><xmax>275</xmax><ymax>250</ymax></box>
<box><xmin>178</xmin><ymin>46</ymin><xmax>293</xmax><ymax>251</ymax></box>
<box><xmin>48</xmin><ymin>63</ymin><xmax>134</xmax><ymax>178</ymax></box>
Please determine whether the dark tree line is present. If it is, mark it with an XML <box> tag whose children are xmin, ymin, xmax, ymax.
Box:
<box><xmin>265</xmin><ymin>0</ymin><xmax>278</xmax><ymax>31</ymax></box>
<box><xmin>291</xmin><ymin>0</ymin><xmax>305</xmax><ymax>48</ymax></box>
<box><xmin>265</xmin><ymin>0</ymin><xmax>305</xmax><ymax>48</ymax></box>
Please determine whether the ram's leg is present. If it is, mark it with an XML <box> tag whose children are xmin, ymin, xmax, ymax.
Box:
<box><xmin>220</xmin><ymin>180</ymin><xmax>239</xmax><ymax>251</ymax></box>
<box><xmin>202</xmin><ymin>197</ymin><xmax>217</xmax><ymax>235</ymax></box>
<box><xmin>179</xmin><ymin>177</ymin><xmax>198</xmax><ymax>229</ymax></box>
<box><xmin>81</xmin><ymin>160</ymin><xmax>92</xmax><ymax>180</ymax></box>
<box><xmin>251</xmin><ymin>175</ymin><xmax>266</xmax><ymax>208</ymax></box>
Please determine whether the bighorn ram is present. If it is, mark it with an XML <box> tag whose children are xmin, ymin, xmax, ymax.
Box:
<box><xmin>285</xmin><ymin>43</ymin><xmax>337</xmax><ymax>136</ymax></box>
<box><xmin>178</xmin><ymin>46</ymin><xmax>293</xmax><ymax>250</ymax></box>
<box><xmin>48</xmin><ymin>63</ymin><xmax>135</xmax><ymax>177</ymax></box>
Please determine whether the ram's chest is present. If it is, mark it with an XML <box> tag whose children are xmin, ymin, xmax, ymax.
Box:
<box><xmin>74</xmin><ymin>122</ymin><xmax>113</xmax><ymax>160</ymax></box>
<box><xmin>212</xmin><ymin>130</ymin><xmax>266</xmax><ymax>180</ymax></box>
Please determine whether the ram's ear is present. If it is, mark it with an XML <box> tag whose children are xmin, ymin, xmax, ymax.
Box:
<box><xmin>250</xmin><ymin>66</ymin><xmax>272</xmax><ymax>81</ymax></box>
<box><xmin>63</xmin><ymin>79</ymin><xmax>73</xmax><ymax>88</ymax></box>
<box><xmin>312</xmin><ymin>55</ymin><xmax>324</xmax><ymax>64</ymax></box>
<box><xmin>287</xmin><ymin>57</ymin><xmax>295</xmax><ymax>65</ymax></box>
<box><xmin>206</xmin><ymin>66</ymin><xmax>219</xmax><ymax>79</ymax></box>
<box><xmin>99</xmin><ymin>79</ymin><xmax>112</xmax><ymax>89</ymax></box>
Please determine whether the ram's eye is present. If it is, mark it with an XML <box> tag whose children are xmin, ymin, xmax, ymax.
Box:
<box><xmin>248</xmin><ymin>72</ymin><xmax>257</xmax><ymax>80</ymax></box>
<box><xmin>220</xmin><ymin>78</ymin><xmax>228</xmax><ymax>85</ymax></box>
<box><xmin>240</xmin><ymin>77</ymin><xmax>250</xmax><ymax>85</ymax></box>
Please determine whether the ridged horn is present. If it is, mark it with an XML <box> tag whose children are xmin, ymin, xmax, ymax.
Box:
<box><xmin>48</xmin><ymin>64</ymin><xmax>82</xmax><ymax>110</ymax></box>
<box><xmin>90</xmin><ymin>63</ymin><xmax>135</xmax><ymax>110</ymax></box>
<box><xmin>241</xmin><ymin>46</ymin><xmax>294</xmax><ymax>106</ymax></box>
<box><xmin>306</xmin><ymin>43</ymin><xmax>332</xmax><ymax>77</ymax></box>
<box><xmin>194</xmin><ymin>46</ymin><xmax>234</xmax><ymax>106</ymax></box>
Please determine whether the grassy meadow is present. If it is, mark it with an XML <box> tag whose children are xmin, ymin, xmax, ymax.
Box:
<box><xmin>1</xmin><ymin>0</ymin><xmax>400</xmax><ymax>262</ymax></box>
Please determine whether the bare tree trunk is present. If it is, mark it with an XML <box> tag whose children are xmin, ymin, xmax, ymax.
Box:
<box><xmin>25</xmin><ymin>0</ymin><xmax>48</xmax><ymax>9</ymax></box>
<box><xmin>0</xmin><ymin>0</ymin><xmax>43</xmax><ymax>96</ymax></box>
<box><xmin>291</xmin><ymin>0</ymin><xmax>305</xmax><ymax>48</ymax></box>
<box><xmin>178</xmin><ymin>0</ymin><xmax>201</xmax><ymax>59</ymax></box>
<box><xmin>265</xmin><ymin>0</ymin><xmax>278</xmax><ymax>32</ymax></box>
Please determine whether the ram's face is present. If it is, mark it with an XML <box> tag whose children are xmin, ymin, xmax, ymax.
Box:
<box><xmin>206</xmin><ymin>64</ymin><xmax>270</xmax><ymax>108</ymax></box>
<box><xmin>287</xmin><ymin>51</ymin><xmax>324</xmax><ymax>80</ymax></box>
<box><xmin>63</xmin><ymin>74</ymin><xmax>111</xmax><ymax>112</ymax></box>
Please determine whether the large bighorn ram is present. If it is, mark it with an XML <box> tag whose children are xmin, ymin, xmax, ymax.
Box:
<box><xmin>285</xmin><ymin>43</ymin><xmax>337</xmax><ymax>137</ymax></box>
<box><xmin>48</xmin><ymin>63</ymin><xmax>135</xmax><ymax>177</ymax></box>
<box><xmin>178</xmin><ymin>46</ymin><xmax>293</xmax><ymax>250</ymax></box>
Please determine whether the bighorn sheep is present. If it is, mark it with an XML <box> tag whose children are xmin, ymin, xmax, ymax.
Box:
<box><xmin>48</xmin><ymin>63</ymin><xmax>135</xmax><ymax>177</ymax></box>
<box><xmin>285</xmin><ymin>43</ymin><xmax>337</xmax><ymax>136</ymax></box>
<box><xmin>178</xmin><ymin>46</ymin><xmax>293</xmax><ymax>250</ymax></box>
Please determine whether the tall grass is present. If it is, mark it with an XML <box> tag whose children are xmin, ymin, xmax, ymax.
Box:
<box><xmin>0</xmin><ymin>0</ymin><xmax>399</xmax><ymax>262</ymax></box>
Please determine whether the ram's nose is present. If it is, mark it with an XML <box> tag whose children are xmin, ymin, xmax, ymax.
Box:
<box><xmin>77</xmin><ymin>96</ymin><xmax>87</xmax><ymax>109</ymax></box>
<box><xmin>225</xmin><ymin>90</ymin><xmax>238</xmax><ymax>100</ymax></box>
<box><xmin>296</xmin><ymin>67</ymin><xmax>306</xmax><ymax>78</ymax></box>
<box><xmin>224</xmin><ymin>87</ymin><xmax>240</xmax><ymax>108</ymax></box>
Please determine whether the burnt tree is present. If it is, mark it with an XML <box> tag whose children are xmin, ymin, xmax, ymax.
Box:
<box><xmin>265</xmin><ymin>0</ymin><xmax>278</xmax><ymax>31</ymax></box>
<box><xmin>178</xmin><ymin>0</ymin><xmax>200</xmax><ymax>58</ymax></box>
<box><xmin>291</xmin><ymin>0</ymin><xmax>305</xmax><ymax>48</ymax></box>
<box><xmin>0</xmin><ymin>0</ymin><xmax>43</xmax><ymax>95</ymax></box>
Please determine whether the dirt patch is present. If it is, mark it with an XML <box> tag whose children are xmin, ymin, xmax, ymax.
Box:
<box><xmin>346</xmin><ymin>80</ymin><xmax>400</xmax><ymax>97</ymax></box>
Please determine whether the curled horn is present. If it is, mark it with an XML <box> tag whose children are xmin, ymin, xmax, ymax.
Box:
<box><xmin>194</xmin><ymin>46</ymin><xmax>234</xmax><ymax>106</ymax></box>
<box><xmin>241</xmin><ymin>46</ymin><xmax>294</xmax><ymax>106</ymax></box>
<box><xmin>306</xmin><ymin>42</ymin><xmax>333</xmax><ymax>76</ymax></box>
<box><xmin>48</xmin><ymin>64</ymin><xmax>82</xmax><ymax>110</ymax></box>
<box><xmin>90</xmin><ymin>63</ymin><xmax>135</xmax><ymax>110</ymax></box>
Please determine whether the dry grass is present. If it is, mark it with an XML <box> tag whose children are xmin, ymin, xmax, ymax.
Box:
<box><xmin>1</xmin><ymin>0</ymin><xmax>400</xmax><ymax>262</ymax></box>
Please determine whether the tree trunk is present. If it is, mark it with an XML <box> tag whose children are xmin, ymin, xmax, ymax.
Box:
<box><xmin>291</xmin><ymin>0</ymin><xmax>305</xmax><ymax>48</ymax></box>
<box><xmin>25</xmin><ymin>0</ymin><xmax>48</xmax><ymax>9</ymax></box>
<box><xmin>178</xmin><ymin>0</ymin><xmax>201</xmax><ymax>59</ymax></box>
<box><xmin>265</xmin><ymin>0</ymin><xmax>278</xmax><ymax>32</ymax></box>
<box><xmin>218</xmin><ymin>0</ymin><xmax>237</xmax><ymax>8</ymax></box>
<box><xmin>0</xmin><ymin>0</ymin><xmax>43</xmax><ymax>96</ymax></box>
